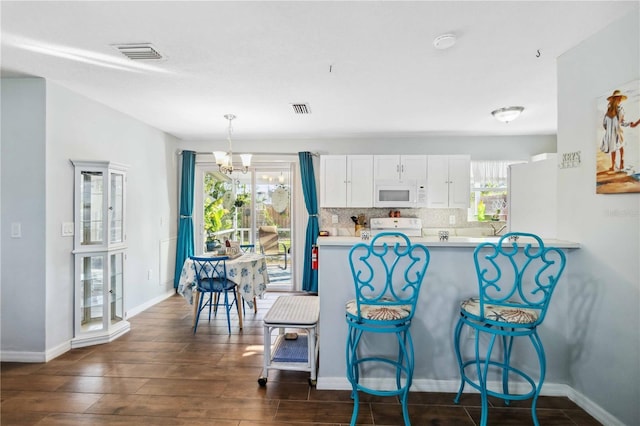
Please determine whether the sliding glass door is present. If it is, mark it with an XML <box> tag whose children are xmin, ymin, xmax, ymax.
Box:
<box><xmin>195</xmin><ymin>162</ymin><xmax>293</xmax><ymax>290</ymax></box>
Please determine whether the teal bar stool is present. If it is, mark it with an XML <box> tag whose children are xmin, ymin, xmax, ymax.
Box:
<box><xmin>453</xmin><ymin>232</ymin><xmax>566</xmax><ymax>426</ymax></box>
<box><xmin>346</xmin><ymin>232</ymin><xmax>430</xmax><ymax>426</ymax></box>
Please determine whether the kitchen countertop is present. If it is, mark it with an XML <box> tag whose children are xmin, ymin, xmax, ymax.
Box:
<box><xmin>316</xmin><ymin>235</ymin><xmax>580</xmax><ymax>249</ymax></box>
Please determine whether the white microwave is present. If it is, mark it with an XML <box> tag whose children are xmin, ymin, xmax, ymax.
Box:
<box><xmin>374</xmin><ymin>180</ymin><xmax>427</xmax><ymax>208</ymax></box>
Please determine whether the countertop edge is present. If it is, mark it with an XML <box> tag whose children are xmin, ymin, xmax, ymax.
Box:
<box><xmin>316</xmin><ymin>236</ymin><xmax>580</xmax><ymax>249</ymax></box>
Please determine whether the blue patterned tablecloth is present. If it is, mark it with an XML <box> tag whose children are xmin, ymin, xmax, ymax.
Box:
<box><xmin>177</xmin><ymin>253</ymin><xmax>269</xmax><ymax>309</ymax></box>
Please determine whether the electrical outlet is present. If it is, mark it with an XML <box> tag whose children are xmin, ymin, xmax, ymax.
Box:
<box><xmin>332</xmin><ymin>215</ymin><xmax>339</xmax><ymax>224</ymax></box>
<box><xmin>449</xmin><ymin>215</ymin><xmax>456</xmax><ymax>225</ymax></box>
<box><xmin>467</xmin><ymin>326</ymin><xmax>475</xmax><ymax>340</ymax></box>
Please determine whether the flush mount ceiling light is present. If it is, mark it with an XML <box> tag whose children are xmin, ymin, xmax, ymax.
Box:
<box><xmin>213</xmin><ymin>114</ymin><xmax>252</xmax><ymax>175</ymax></box>
<box><xmin>491</xmin><ymin>106</ymin><xmax>525</xmax><ymax>123</ymax></box>
<box><xmin>433</xmin><ymin>33</ymin><xmax>457</xmax><ymax>50</ymax></box>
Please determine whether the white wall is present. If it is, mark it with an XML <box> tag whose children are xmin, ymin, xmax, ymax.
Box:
<box><xmin>1</xmin><ymin>78</ymin><xmax>180</xmax><ymax>361</ymax></box>
<box><xmin>557</xmin><ymin>9</ymin><xmax>639</xmax><ymax>426</ymax></box>
<box><xmin>1</xmin><ymin>78</ymin><xmax>47</xmax><ymax>354</ymax></box>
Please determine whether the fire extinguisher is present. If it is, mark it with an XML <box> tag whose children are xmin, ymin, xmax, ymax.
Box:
<box><xmin>311</xmin><ymin>245</ymin><xmax>318</xmax><ymax>270</ymax></box>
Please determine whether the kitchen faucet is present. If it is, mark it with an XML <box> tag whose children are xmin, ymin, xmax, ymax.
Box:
<box><xmin>490</xmin><ymin>223</ymin><xmax>507</xmax><ymax>236</ymax></box>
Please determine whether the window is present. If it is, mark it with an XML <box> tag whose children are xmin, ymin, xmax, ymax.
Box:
<box><xmin>468</xmin><ymin>160</ymin><xmax>520</xmax><ymax>222</ymax></box>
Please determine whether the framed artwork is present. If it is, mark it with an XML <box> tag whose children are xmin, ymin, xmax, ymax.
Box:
<box><xmin>596</xmin><ymin>79</ymin><xmax>640</xmax><ymax>194</ymax></box>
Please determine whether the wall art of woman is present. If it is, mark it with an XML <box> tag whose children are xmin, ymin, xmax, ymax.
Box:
<box><xmin>600</xmin><ymin>89</ymin><xmax>640</xmax><ymax>172</ymax></box>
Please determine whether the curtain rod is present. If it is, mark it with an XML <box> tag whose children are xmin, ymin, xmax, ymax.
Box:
<box><xmin>176</xmin><ymin>150</ymin><xmax>319</xmax><ymax>157</ymax></box>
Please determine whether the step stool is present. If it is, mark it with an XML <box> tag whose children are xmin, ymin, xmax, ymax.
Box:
<box><xmin>259</xmin><ymin>295</ymin><xmax>319</xmax><ymax>386</ymax></box>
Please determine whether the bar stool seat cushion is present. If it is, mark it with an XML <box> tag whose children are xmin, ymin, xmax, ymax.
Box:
<box><xmin>460</xmin><ymin>297</ymin><xmax>539</xmax><ymax>324</ymax></box>
<box><xmin>346</xmin><ymin>299</ymin><xmax>412</xmax><ymax>321</ymax></box>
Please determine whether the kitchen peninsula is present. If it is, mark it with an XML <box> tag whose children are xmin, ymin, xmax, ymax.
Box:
<box><xmin>315</xmin><ymin>235</ymin><xmax>579</xmax><ymax>392</ymax></box>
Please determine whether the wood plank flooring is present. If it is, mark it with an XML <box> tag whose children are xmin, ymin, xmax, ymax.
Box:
<box><xmin>2</xmin><ymin>292</ymin><xmax>601</xmax><ymax>425</ymax></box>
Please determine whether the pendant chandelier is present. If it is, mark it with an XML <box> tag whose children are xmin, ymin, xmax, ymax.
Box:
<box><xmin>213</xmin><ymin>114</ymin><xmax>252</xmax><ymax>175</ymax></box>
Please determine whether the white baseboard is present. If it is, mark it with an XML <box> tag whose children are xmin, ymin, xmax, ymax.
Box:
<box><xmin>316</xmin><ymin>377</ymin><xmax>619</xmax><ymax>425</ymax></box>
<box><xmin>1</xmin><ymin>340</ymin><xmax>71</xmax><ymax>363</ymax></box>
<box><xmin>126</xmin><ymin>289</ymin><xmax>175</xmax><ymax>319</ymax></box>
<box><xmin>568</xmin><ymin>387</ymin><xmax>625</xmax><ymax>426</ymax></box>
<box><xmin>0</xmin><ymin>350</ymin><xmax>47</xmax><ymax>363</ymax></box>
<box><xmin>317</xmin><ymin>377</ymin><xmax>570</xmax><ymax>394</ymax></box>
<box><xmin>45</xmin><ymin>340</ymin><xmax>71</xmax><ymax>361</ymax></box>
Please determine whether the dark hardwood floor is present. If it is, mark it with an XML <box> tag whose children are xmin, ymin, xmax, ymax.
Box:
<box><xmin>2</xmin><ymin>292</ymin><xmax>601</xmax><ymax>425</ymax></box>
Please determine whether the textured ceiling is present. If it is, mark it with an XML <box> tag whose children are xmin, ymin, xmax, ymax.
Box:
<box><xmin>2</xmin><ymin>1</ymin><xmax>638</xmax><ymax>140</ymax></box>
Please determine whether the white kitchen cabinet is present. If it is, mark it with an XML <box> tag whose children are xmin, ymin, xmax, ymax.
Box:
<box><xmin>320</xmin><ymin>155</ymin><xmax>373</xmax><ymax>207</ymax></box>
<box><xmin>427</xmin><ymin>155</ymin><xmax>470</xmax><ymax>209</ymax></box>
<box><xmin>71</xmin><ymin>160</ymin><xmax>130</xmax><ymax>348</ymax></box>
<box><xmin>373</xmin><ymin>155</ymin><xmax>427</xmax><ymax>182</ymax></box>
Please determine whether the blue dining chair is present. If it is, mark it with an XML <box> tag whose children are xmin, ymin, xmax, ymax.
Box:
<box><xmin>190</xmin><ymin>256</ymin><xmax>239</xmax><ymax>334</ymax></box>
<box><xmin>453</xmin><ymin>232</ymin><xmax>566</xmax><ymax>426</ymax></box>
<box><xmin>346</xmin><ymin>232</ymin><xmax>430</xmax><ymax>426</ymax></box>
<box><xmin>240</xmin><ymin>244</ymin><xmax>255</xmax><ymax>253</ymax></box>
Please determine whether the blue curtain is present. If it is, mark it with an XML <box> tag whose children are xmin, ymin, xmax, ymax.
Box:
<box><xmin>298</xmin><ymin>152</ymin><xmax>319</xmax><ymax>292</ymax></box>
<box><xmin>174</xmin><ymin>150</ymin><xmax>196</xmax><ymax>289</ymax></box>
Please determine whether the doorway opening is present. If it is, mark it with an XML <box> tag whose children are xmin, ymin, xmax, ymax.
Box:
<box><xmin>195</xmin><ymin>163</ymin><xmax>294</xmax><ymax>291</ymax></box>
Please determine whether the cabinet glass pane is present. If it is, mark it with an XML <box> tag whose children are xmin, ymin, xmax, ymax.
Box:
<box><xmin>110</xmin><ymin>173</ymin><xmax>124</xmax><ymax>244</ymax></box>
<box><xmin>80</xmin><ymin>171</ymin><xmax>104</xmax><ymax>245</ymax></box>
<box><xmin>80</xmin><ymin>255</ymin><xmax>105</xmax><ymax>332</ymax></box>
<box><xmin>110</xmin><ymin>253</ymin><xmax>124</xmax><ymax>324</ymax></box>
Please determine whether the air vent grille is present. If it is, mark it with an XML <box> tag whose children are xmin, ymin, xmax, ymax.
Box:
<box><xmin>291</xmin><ymin>103</ymin><xmax>311</xmax><ymax>114</ymax></box>
<box><xmin>113</xmin><ymin>43</ymin><xmax>163</xmax><ymax>60</ymax></box>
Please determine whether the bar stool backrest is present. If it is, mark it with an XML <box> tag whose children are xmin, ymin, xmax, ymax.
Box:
<box><xmin>348</xmin><ymin>232</ymin><xmax>430</xmax><ymax>322</ymax></box>
<box><xmin>473</xmin><ymin>232</ymin><xmax>566</xmax><ymax>326</ymax></box>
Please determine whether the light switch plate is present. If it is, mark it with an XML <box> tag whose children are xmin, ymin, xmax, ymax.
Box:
<box><xmin>11</xmin><ymin>222</ymin><xmax>21</xmax><ymax>238</ymax></box>
<box><xmin>61</xmin><ymin>222</ymin><xmax>74</xmax><ymax>236</ymax></box>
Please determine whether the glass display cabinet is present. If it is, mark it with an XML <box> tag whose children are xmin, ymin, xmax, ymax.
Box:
<box><xmin>71</xmin><ymin>160</ymin><xmax>129</xmax><ymax>347</ymax></box>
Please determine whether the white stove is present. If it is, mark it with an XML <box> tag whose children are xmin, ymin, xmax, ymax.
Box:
<box><xmin>369</xmin><ymin>217</ymin><xmax>423</xmax><ymax>237</ymax></box>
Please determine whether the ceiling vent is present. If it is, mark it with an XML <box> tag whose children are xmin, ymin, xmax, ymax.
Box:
<box><xmin>291</xmin><ymin>103</ymin><xmax>311</xmax><ymax>114</ymax></box>
<box><xmin>112</xmin><ymin>43</ymin><xmax>164</xmax><ymax>60</ymax></box>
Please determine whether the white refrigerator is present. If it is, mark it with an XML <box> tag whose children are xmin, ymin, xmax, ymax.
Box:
<box><xmin>507</xmin><ymin>154</ymin><xmax>558</xmax><ymax>238</ymax></box>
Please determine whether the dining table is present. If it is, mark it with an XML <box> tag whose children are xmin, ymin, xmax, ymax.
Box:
<box><xmin>177</xmin><ymin>252</ymin><xmax>270</xmax><ymax>329</ymax></box>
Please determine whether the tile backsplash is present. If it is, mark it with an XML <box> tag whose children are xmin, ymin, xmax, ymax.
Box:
<box><xmin>320</xmin><ymin>207</ymin><xmax>506</xmax><ymax>236</ymax></box>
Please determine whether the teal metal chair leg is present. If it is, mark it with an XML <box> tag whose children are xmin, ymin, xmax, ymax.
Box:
<box><xmin>502</xmin><ymin>332</ymin><xmax>513</xmax><ymax>406</ymax></box>
<box><xmin>477</xmin><ymin>332</ymin><xmax>498</xmax><ymax>426</ymax></box>
<box><xmin>346</xmin><ymin>324</ymin><xmax>362</xmax><ymax>426</ymax></box>
<box><xmin>398</xmin><ymin>329</ymin><xmax>413</xmax><ymax>426</ymax></box>
<box><xmin>530</xmin><ymin>331</ymin><xmax>546</xmax><ymax>426</ymax></box>
<box><xmin>453</xmin><ymin>318</ymin><xmax>466</xmax><ymax>404</ymax></box>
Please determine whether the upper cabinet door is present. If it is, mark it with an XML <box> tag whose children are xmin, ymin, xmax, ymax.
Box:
<box><xmin>373</xmin><ymin>155</ymin><xmax>427</xmax><ymax>181</ymax></box>
<box><xmin>320</xmin><ymin>155</ymin><xmax>373</xmax><ymax>208</ymax></box>
<box><xmin>426</xmin><ymin>155</ymin><xmax>470</xmax><ymax>208</ymax></box>
<box><xmin>346</xmin><ymin>155</ymin><xmax>373</xmax><ymax>207</ymax></box>
<box><xmin>426</xmin><ymin>156</ymin><xmax>450</xmax><ymax>208</ymax></box>
<box><xmin>373</xmin><ymin>155</ymin><xmax>401</xmax><ymax>181</ymax></box>
<box><xmin>400</xmin><ymin>155</ymin><xmax>428</xmax><ymax>181</ymax></box>
<box><xmin>320</xmin><ymin>155</ymin><xmax>348</xmax><ymax>207</ymax></box>
<box><xmin>447</xmin><ymin>155</ymin><xmax>471</xmax><ymax>209</ymax></box>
